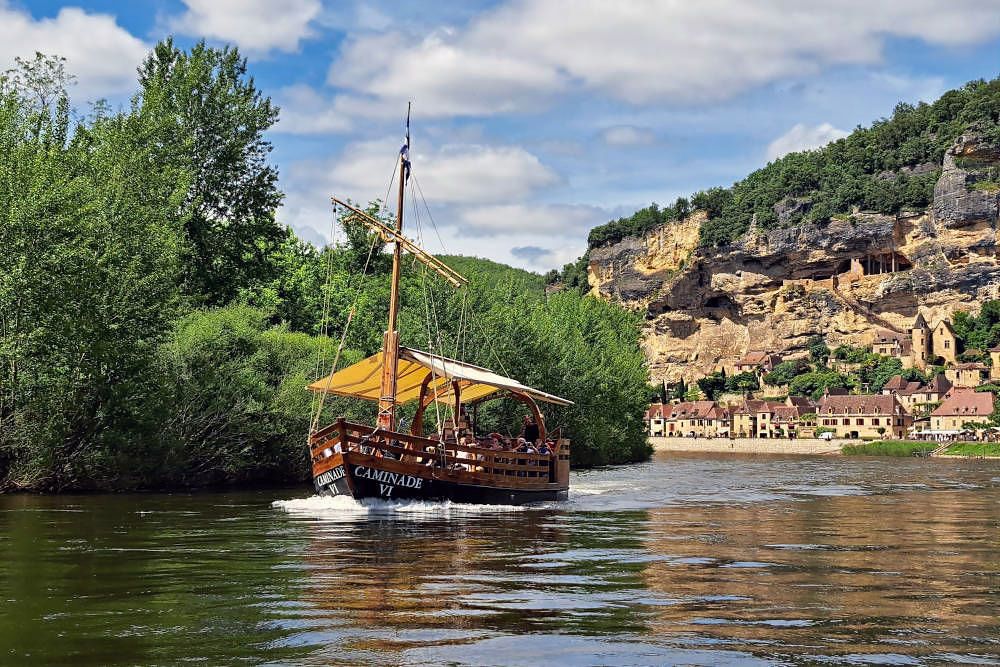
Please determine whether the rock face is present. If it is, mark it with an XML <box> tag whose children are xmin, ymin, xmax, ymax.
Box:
<box><xmin>589</xmin><ymin>135</ymin><xmax>1000</xmax><ymax>383</ymax></box>
<box><xmin>933</xmin><ymin>134</ymin><xmax>1000</xmax><ymax>227</ymax></box>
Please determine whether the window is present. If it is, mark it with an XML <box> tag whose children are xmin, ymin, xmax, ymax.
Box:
<box><xmin>945</xmin><ymin>340</ymin><xmax>950</xmax><ymax>349</ymax></box>
<box><xmin>856</xmin><ymin>418</ymin><xmax>864</xmax><ymax>426</ymax></box>
<box><xmin>842</xmin><ymin>418</ymin><xmax>850</xmax><ymax>425</ymax></box>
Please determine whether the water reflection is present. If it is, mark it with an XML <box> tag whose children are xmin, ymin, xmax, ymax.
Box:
<box><xmin>1</xmin><ymin>454</ymin><xmax>998</xmax><ymax>666</ymax></box>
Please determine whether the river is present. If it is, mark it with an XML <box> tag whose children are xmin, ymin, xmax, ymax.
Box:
<box><xmin>1</xmin><ymin>452</ymin><xmax>998</xmax><ymax>666</ymax></box>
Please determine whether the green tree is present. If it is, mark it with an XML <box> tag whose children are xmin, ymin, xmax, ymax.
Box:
<box><xmin>137</xmin><ymin>39</ymin><xmax>285</xmax><ymax>305</ymax></box>
<box><xmin>763</xmin><ymin>360</ymin><xmax>807</xmax><ymax>386</ymax></box>
<box><xmin>697</xmin><ymin>372</ymin><xmax>727</xmax><ymax>400</ymax></box>
<box><xmin>0</xmin><ymin>56</ymin><xmax>187</xmax><ymax>490</ymax></box>
<box><xmin>672</xmin><ymin>378</ymin><xmax>687</xmax><ymax>400</ymax></box>
<box><xmin>725</xmin><ymin>371</ymin><xmax>760</xmax><ymax>395</ymax></box>
<box><xmin>857</xmin><ymin>354</ymin><xmax>903</xmax><ymax>392</ymax></box>
<box><xmin>808</xmin><ymin>336</ymin><xmax>831</xmax><ymax>364</ymax></box>
<box><xmin>789</xmin><ymin>370</ymin><xmax>853</xmax><ymax>401</ymax></box>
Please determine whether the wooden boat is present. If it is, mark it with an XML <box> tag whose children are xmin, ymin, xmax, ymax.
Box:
<box><xmin>305</xmin><ymin>109</ymin><xmax>572</xmax><ymax>505</ymax></box>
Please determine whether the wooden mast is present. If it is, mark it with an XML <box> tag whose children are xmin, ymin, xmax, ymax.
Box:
<box><xmin>377</xmin><ymin>104</ymin><xmax>410</xmax><ymax>431</ymax></box>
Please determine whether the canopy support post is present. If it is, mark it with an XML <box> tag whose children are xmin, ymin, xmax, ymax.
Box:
<box><xmin>509</xmin><ymin>391</ymin><xmax>546</xmax><ymax>442</ymax></box>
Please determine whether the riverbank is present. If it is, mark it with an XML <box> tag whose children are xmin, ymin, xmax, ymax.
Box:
<box><xmin>650</xmin><ymin>437</ymin><xmax>1000</xmax><ymax>459</ymax></box>
<box><xmin>650</xmin><ymin>436</ymin><xmax>848</xmax><ymax>455</ymax></box>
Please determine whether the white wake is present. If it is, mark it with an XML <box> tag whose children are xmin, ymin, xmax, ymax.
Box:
<box><xmin>272</xmin><ymin>494</ymin><xmax>526</xmax><ymax>517</ymax></box>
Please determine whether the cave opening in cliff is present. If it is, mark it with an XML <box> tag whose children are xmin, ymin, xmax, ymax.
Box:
<box><xmin>865</xmin><ymin>252</ymin><xmax>911</xmax><ymax>274</ymax></box>
<box><xmin>704</xmin><ymin>294</ymin><xmax>738</xmax><ymax>322</ymax></box>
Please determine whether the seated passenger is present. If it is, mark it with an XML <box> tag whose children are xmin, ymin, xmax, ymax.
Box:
<box><xmin>537</xmin><ymin>442</ymin><xmax>551</xmax><ymax>455</ymax></box>
<box><xmin>521</xmin><ymin>415</ymin><xmax>540</xmax><ymax>444</ymax></box>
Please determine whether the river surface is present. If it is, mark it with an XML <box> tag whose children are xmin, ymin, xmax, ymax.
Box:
<box><xmin>1</xmin><ymin>452</ymin><xmax>999</xmax><ymax>666</ymax></box>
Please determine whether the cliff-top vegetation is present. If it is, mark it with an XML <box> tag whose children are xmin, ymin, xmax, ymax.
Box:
<box><xmin>578</xmin><ymin>75</ymin><xmax>1000</xmax><ymax>258</ymax></box>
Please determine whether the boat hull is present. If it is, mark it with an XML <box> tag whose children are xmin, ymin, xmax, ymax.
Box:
<box><xmin>313</xmin><ymin>454</ymin><xmax>568</xmax><ymax>505</ymax></box>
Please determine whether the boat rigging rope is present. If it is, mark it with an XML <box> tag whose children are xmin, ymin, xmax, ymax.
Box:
<box><xmin>409</xmin><ymin>185</ymin><xmax>449</xmax><ymax>447</ymax></box>
<box><xmin>308</xmin><ymin>209</ymin><xmax>382</xmax><ymax>436</ymax></box>
<box><xmin>411</xmin><ymin>174</ymin><xmax>510</xmax><ymax>378</ymax></box>
<box><xmin>308</xmin><ymin>200</ymin><xmax>342</xmax><ymax>428</ymax></box>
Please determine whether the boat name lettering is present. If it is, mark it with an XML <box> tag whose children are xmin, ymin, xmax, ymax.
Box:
<box><xmin>353</xmin><ymin>466</ymin><xmax>424</xmax><ymax>489</ymax></box>
<box><xmin>315</xmin><ymin>466</ymin><xmax>345</xmax><ymax>487</ymax></box>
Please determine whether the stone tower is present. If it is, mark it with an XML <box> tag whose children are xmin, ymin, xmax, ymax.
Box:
<box><xmin>932</xmin><ymin>319</ymin><xmax>958</xmax><ymax>365</ymax></box>
<box><xmin>911</xmin><ymin>313</ymin><xmax>932</xmax><ymax>370</ymax></box>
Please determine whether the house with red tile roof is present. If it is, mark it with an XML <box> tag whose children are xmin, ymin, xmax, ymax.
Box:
<box><xmin>733</xmin><ymin>350</ymin><xmax>782</xmax><ymax>375</ymax></box>
<box><xmin>930</xmin><ymin>389</ymin><xmax>995</xmax><ymax>434</ymax></box>
<box><xmin>818</xmin><ymin>394</ymin><xmax>911</xmax><ymax>439</ymax></box>
<box><xmin>662</xmin><ymin>401</ymin><xmax>730</xmax><ymax>437</ymax></box>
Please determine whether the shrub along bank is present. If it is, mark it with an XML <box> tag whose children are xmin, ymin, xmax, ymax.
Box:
<box><xmin>0</xmin><ymin>48</ymin><xmax>651</xmax><ymax>491</ymax></box>
<box><xmin>842</xmin><ymin>441</ymin><xmax>937</xmax><ymax>457</ymax></box>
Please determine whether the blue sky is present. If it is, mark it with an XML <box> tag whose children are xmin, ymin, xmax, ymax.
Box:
<box><xmin>4</xmin><ymin>1</ymin><xmax>1000</xmax><ymax>270</ymax></box>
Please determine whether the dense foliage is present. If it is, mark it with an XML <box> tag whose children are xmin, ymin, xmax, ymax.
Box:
<box><xmin>952</xmin><ymin>300</ymin><xmax>1000</xmax><ymax>353</ymax></box>
<box><xmin>138</xmin><ymin>39</ymin><xmax>287</xmax><ymax>305</ymax></box>
<box><xmin>581</xmin><ymin>76</ymin><xmax>1000</xmax><ymax>252</ymax></box>
<box><xmin>696</xmin><ymin>370</ymin><xmax>759</xmax><ymax>400</ymax></box>
<box><xmin>587</xmin><ymin>199</ymin><xmax>690</xmax><ymax>249</ymax></box>
<box><xmin>0</xmin><ymin>48</ymin><xmax>650</xmax><ymax>491</ymax></box>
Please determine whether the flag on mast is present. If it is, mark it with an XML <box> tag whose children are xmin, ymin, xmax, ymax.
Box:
<box><xmin>400</xmin><ymin>103</ymin><xmax>411</xmax><ymax>182</ymax></box>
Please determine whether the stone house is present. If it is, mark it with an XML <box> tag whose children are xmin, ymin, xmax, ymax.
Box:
<box><xmin>872</xmin><ymin>330</ymin><xmax>913</xmax><ymax>367</ymax></box>
<box><xmin>733</xmin><ymin>351</ymin><xmax>782</xmax><ymax>376</ymax></box>
<box><xmin>909</xmin><ymin>313</ymin><xmax>959</xmax><ymax>369</ymax></box>
<box><xmin>731</xmin><ymin>399</ymin><xmax>765</xmax><ymax>438</ymax></box>
<box><xmin>881</xmin><ymin>375</ymin><xmax>923</xmax><ymax>411</ymax></box>
<box><xmin>818</xmin><ymin>394</ymin><xmax>911</xmax><ymax>439</ymax></box>
<box><xmin>991</xmin><ymin>344</ymin><xmax>1000</xmax><ymax>381</ymax></box>
<box><xmin>945</xmin><ymin>362</ymin><xmax>989</xmax><ymax>388</ymax></box>
<box><xmin>908</xmin><ymin>374</ymin><xmax>953</xmax><ymax>414</ymax></box>
<box><xmin>883</xmin><ymin>373</ymin><xmax>953</xmax><ymax>415</ymax></box>
<box><xmin>932</xmin><ymin>320</ymin><xmax>959</xmax><ymax>365</ymax></box>
<box><xmin>662</xmin><ymin>401</ymin><xmax>730</xmax><ymax>437</ymax></box>
<box><xmin>729</xmin><ymin>396</ymin><xmax>816</xmax><ymax>438</ymax></box>
<box><xmin>930</xmin><ymin>389</ymin><xmax>995</xmax><ymax>433</ymax></box>
<box><xmin>771</xmin><ymin>402</ymin><xmax>817</xmax><ymax>438</ymax></box>
<box><xmin>645</xmin><ymin>403</ymin><xmax>667</xmax><ymax>436</ymax></box>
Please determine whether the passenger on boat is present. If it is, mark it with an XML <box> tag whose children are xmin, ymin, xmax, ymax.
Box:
<box><xmin>522</xmin><ymin>415</ymin><xmax>540</xmax><ymax>444</ymax></box>
<box><xmin>455</xmin><ymin>437</ymin><xmax>473</xmax><ymax>471</ymax></box>
<box><xmin>538</xmin><ymin>441</ymin><xmax>551</xmax><ymax>455</ymax></box>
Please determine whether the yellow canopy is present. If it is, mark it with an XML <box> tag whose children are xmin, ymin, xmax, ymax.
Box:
<box><xmin>307</xmin><ymin>347</ymin><xmax>573</xmax><ymax>406</ymax></box>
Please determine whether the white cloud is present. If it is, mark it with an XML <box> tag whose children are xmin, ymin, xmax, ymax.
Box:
<box><xmin>168</xmin><ymin>0</ymin><xmax>321</xmax><ymax>56</ymax></box>
<box><xmin>275</xmin><ymin>85</ymin><xmax>353</xmax><ymax>134</ymax></box>
<box><xmin>0</xmin><ymin>2</ymin><xmax>147</xmax><ymax>99</ymax></box>
<box><xmin>318</xmin><ymin>0</ymin><xmax>1000</xmax><ymax>124</ymax></box>
<box><xmin>278</xmin><ymin>137</ymin><xmax>602</xmax><ymax>268</ymax></box>
<box><xmin>601</xmin><ymin>125</ymin><xmax>656</xmax><ymax>146</ymax></box>
<box><xmin>454</xmin><ymin>203</ymin><xmax>606</xmax><ymax>237</ymax></box>
<box><xmin>297</xmin><ymin>137</ymin><xmax>560</xmax><ymax>206</ymax></box>
<box><xmin>328</xmin><ymin>29</ymin><xmax>562</xmax><ymax>118</ymax></box>
<box><xmin>280</xmin><ymin>137</ymin><xmax>563</xmax><ymax>243</ymax></box>
<box><xmin>766</xmin><ymin>122</ymin><xmax>849</xmax><ymax>160</ymax></box>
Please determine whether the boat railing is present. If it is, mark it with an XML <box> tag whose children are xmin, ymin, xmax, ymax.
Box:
<box><xmin>311</xmin><ymin>419</ymin><xmax>561</xmax><ymax>481</ymax></box>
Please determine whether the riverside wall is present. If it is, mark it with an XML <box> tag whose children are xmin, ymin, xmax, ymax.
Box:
<box><xmin>650</xmin><ymin>436</ymin><xmax>852</xmax><ymax>455</ymax></box>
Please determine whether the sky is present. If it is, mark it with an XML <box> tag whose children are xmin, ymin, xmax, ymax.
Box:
<box><xmin>4</xmin><ymin>1</ymin><xmax>1000</xmax><ymax>271</ymax></box>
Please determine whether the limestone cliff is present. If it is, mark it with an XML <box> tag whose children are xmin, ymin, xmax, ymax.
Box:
<box><xmin>589</xmin><ymin>134</ymin><xmax>1000</xmax><ymax>382</ymax></box>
